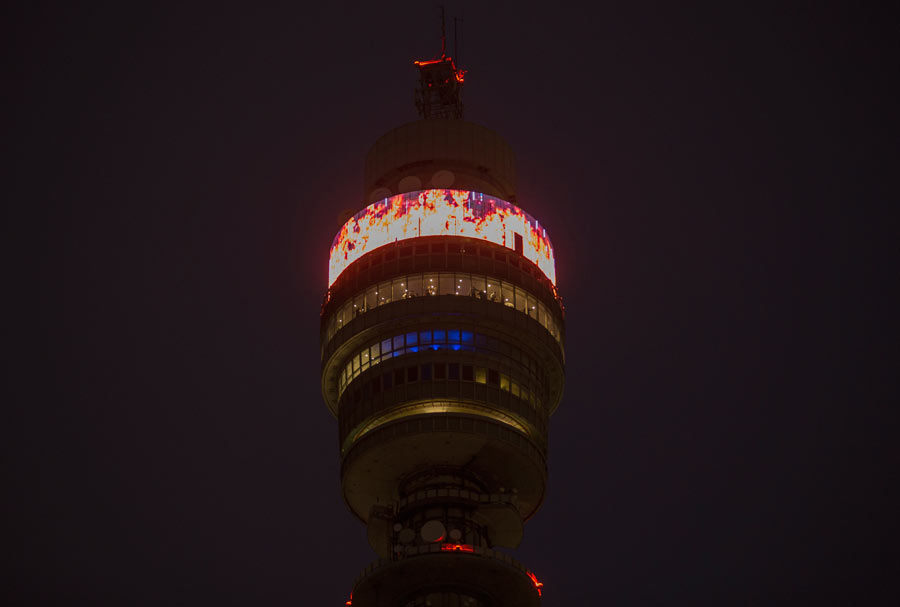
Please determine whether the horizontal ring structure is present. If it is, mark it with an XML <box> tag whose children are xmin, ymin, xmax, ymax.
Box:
<box><xmin>320</xmin><ymin>298</ymin><xmax>565</xmax><ymax>415</ymax></box>
<box><xmin>329</xmin><ymin>190</ymin><xmax>556</xmax><ymax>287</ymax></box>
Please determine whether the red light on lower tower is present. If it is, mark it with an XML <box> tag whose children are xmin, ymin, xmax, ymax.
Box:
<box><xmin>440</xmin><ymin>543</ymin><xmax>475</xmax><ymax>553</ymax></box>
<box><xmin>527</xmin><ymin>571</ymin><xmax>544</xmax><ymax>596</ymax></box>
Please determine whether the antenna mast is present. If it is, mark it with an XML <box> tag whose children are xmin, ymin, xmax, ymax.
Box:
<box><xmin>413</xmin><ymin>7</ymin><xmax>466</xmax><ymax>120</ymax></box>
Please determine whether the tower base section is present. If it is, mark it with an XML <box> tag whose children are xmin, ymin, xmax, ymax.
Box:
<box><xmin>350</xmin><ymin>548</ymin><xmax>542</xmax><ymax>607</ymax></box>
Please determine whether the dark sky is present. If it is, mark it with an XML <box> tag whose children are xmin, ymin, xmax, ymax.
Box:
<box><xmin>9</xmin><ymin>1</ymin><xmax>897</xmax><ymax>605</ymax></box>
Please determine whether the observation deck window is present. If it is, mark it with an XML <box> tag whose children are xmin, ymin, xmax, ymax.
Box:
<box><xmin>319</xmin><ymin>270</ymin><xmax>562</xmax><ymax>336</ymax></box>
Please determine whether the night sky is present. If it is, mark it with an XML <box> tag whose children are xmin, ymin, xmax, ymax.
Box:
<box><xmin>10</xmin><ymin>1</ymin><xmax>897</xmax><ymax>605</ymax></box>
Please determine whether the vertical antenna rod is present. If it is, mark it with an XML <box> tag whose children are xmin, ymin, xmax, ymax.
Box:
<box><xmin>440</xmin><ymin>6</ymin><xmax>446</xmax><ymax>57</ymax></box>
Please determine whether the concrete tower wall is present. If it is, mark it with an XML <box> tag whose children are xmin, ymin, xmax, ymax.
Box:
<box><xmin>364</xmin><ymin>120</ymin><xmax>517</xmax><ymax>203</ymax></box>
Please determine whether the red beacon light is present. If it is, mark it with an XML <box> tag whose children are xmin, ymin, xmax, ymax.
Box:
<box><xmin>441</xmin><ymin>543</ymin><xmax>475</xmax><ymax>553</ymax></box>
<box><xmin>526</xmin><ymin>571</ymin><xmax>544</xmax><ymax>596</ymax></box>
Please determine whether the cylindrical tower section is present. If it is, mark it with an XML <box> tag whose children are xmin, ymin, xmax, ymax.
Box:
<box><xmin>323</xmin><ymin>122</ymin><xmax>561</xmax><ymax>607</ymax></box>
<box><xmin>364</xmin><ymin>120</ymin><xmax>517</xmax><ymax>203</ymax></box>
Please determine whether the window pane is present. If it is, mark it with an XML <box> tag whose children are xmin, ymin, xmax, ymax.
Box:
<box><xmin>370</xmin><ymin>342</ymin><xmax>380</xmax><ymax>359</ymax></box>
<box><xmin>394</xmin><ymin>369</ymin><xmax>405</xmax><ymax>385</ymax></box>
<box><xmin>424</xmin><ymin>273</ymin><xmax>438</xmax><ymax>296</ymax></box>
<box><xmin>472</xmin><ymin>275</ymin><xmax>486</xmax><ymax>298</ymax></box>
<box><xmin>419</xmin><ymin>330</ymin><xmax>432</xmax><ymax>344</ymax></box>
<box><xmin>488</xmin><ymin>369</ymin><xmax>499</xmax><ymax>386</ymax></box>
<box><xmin>527</xmin><ymin>294</ymin><xmax>537</xmax><ymax>319</ymax></box>
<box><xmin>406</xmin><ymin>332</ymin><xmax>417</xmax><ymax>346</ymax></box>
<box><xmin>440</xmin><ymin>273</ymin><xmax>454</xmax><ymax>295</ymax></box>
<box><xmin>462</xmin><ymin>365</ymin><xmax>473</xmax><ymax>381</ymax></box>
<box><xmin>448</xmin><ymin>330</ymin><xmax>460</xmax><ymax>343</ymax></box>
<box><xmin>383</xmin><ymin>372</ymin><xmax>393</xmax><ymax>389</ymax></box>
<box><xmin>448</xmin><ymin>363</ymin><xmax>460</xmax><ymax>380</ymax></box>
<box><xmin>511</xmin><ymin>382</ymin><xmax>519</xmax><ymax>397</ymax></box>
<box><xmin>382</xmin><ymin>338</ymin><xmax>392</xmax><ymax>354</ymax></box>
<box><xmin>393</xmin><ymin>335</ymin><xmax>404</xmax><ymax>351</ymax></box>
<box><xmin>433</xmin><ymin>329</ymin><xmax>446</xmax><ymax>343</ymax></box>
<box><xmin>501</xmin><ymin>281</ymin><xmax>515</xmax><ymax>307</ymax></box>
<box><xmin>515</xmin><ymin>286</ymin><xmax>527</xmax><ymax>313</ymax></box>
<box><xmin>407</xmin><ymin>275</ymin><xmax>423</xmax><ymax>298</ymax></box>
<box><xmin>500</xmin><ymin>374</ymin><xmax>510</xmax><ymax>391</ymax></box>
<box><xmin>407</xmin><ymin>366</ymin><xmax>418</xmax><ymax>382</ymax></box>
<box><xmin>461</xmin><ymin>330</ymin><xmax>474</xmax><ymax>344</ymax></box>
<box><xmin>476</xmin><ymin>333</ymin><xmax>487</xmax><ymax>346</ymax></box>
<box><xmin>486</xmin><ymin>277</ymin><xmax>500</xmax><ymax>302</ymax></box>
<box><xmin>434</xmin><ymin>363</ymin><xmax>446</xmax><ymax>379</ymax></box>
<box><xmin>475</xmin><ymin>367</ymin><xmax>486</xmax><ymax>384</ymax></box>
<box><xmin>458</xmin><ymin>274</ymin><xmax>472</xmax><ymax>297</ymax></box>
<box><xmin>393</xmin><ymin>278</ymin><xmax>406</xmax><ymax>301</ymax></box>
<box><xmin>366</xmin><ymin>285</ymin><xmax>377</xmax><ymax>310</ymax></box>
<box><xmin>421</xmin><ymin>363</ymin><xmax>432</xmax><ymax>380</ymax></box>
<box><xmin>378</xmin><ymin>281</ymin><xmax>391</xmax><ymax>305</ymax></box>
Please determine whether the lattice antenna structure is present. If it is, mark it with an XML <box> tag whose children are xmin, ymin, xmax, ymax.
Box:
<box><xmin>414</xmin><ymin>7</ymin><xmax>466</xmax><ymax>119</ymax></box>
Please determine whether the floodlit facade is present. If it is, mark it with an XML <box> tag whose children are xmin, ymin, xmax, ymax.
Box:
<box><xmin>321</xmin><ymin>49</ymin><xmax>565</xmax><ymax>607</ymax></box>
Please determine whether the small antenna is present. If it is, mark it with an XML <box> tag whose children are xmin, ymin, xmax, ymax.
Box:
<box><xmin>439</xmin><ymin>6</ymin><xmax>446</xmax><ymax>57</ymax></box>
<box><xmin>453</xmin><ymin>16</ymin><xmax>462</xmax><ymax>65</ymax></box>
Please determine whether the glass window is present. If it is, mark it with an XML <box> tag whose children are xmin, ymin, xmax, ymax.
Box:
<box><xmin>458</xmin><ymin>274</ymin><xmax>472</xmax><ymax>297</ymax></box>
<box><xmin>461</xmin><ymin>331</ymin><xmax>473</xmax><ymax>344</ymax></box>
<box><xmin>378</xmin><ymin>281</ymin><xmax>391</xmax><ymax>304</ymax></box>
<box><xmin>501</xmin><ymin>281</ymin><xmax>515</xmax><ymax>307</ymax></box>
<box><xmin>488</xmin><ymin>369</ymin><xmax>499</xmax><ymax>386</ymax></box>
<box><xmin>424</xmin><ymin>273</ymin><xmax>438</xmax><ymax>296</ymax></box>
<box><xmin>476</xmin><ymin>333</ymin><xmax>487</xmax><ymax>346</ymax></box>
<box><xmin>515</xmin><ymin>286</ymin><xmax>527</xmax><ymax>313</ymax></box>
<box><xmin>382</xmin><ymin>338</ymin><xmax>392</xmax><ymax>354</ymax></box>
<box><xmin>485</xmin><ymin>278</ymin><xmax>500</xmax><ymax>303</ymax></box>
<box><xmin>448</xmin><ymin>363</ymin><xmax>460</xmax><ymax>380</ymax></box>
<box><xmin>500</xmin><ymin>374</ymin><xmax>510</xmax><ymax>391</ymax></box>
<box><xmin>475</xmin><ymin>367</ymin><xmax>487</xmax><ymax>384</ymax></box>
<box><xmin>511</xmin><ymin>382</ymin><xmax>519</xmax><ymax>397</ymax></box>
<box><xmin>393</xmin><ymin>278</ymin><xmax>406</xmax><ymax>301</ymax></box>
<box><xmin>421</xmin><ymin>363</ymin><xmax>432</xmax><ymax>380</ymax></box>
<box><xmin>371</xmin><ymin>376</ymin><xmax>381</xmax><ymax>393</ymax></box>
<box><xmin>527</xmin><ymin>294</ymin><xmax>537</xmax><ymax>319</ymax></box>
<box><xmin>434</xmin><ymin>363</ymin><xmax>446</xmax><ymax>379</ymax></box>
<box><xmin>370</xmin><ymin>341</ymin><xmax>380</xmax><ymax>359</ymax></box>
<box><xmin>448</xmin><ymin>330</ymin><xmax>460</xmax><ymax>343</ymax></box>
<box><xmin>393</xmin><ymin>335</ymin><xmax>404</xmax><ymax>351</ymax></box>
<box><xmin>462</xmin><ymin>365</ymin><xmax>473</xmax><ymax>381</ymax></box>
<box><xmin>407</xmin><ymin>275</ymin><xmax>423</xmax><ymax>298</ymax></box>
<box><xmin>472</xmin><ymin>275</ymin><xmax>486</xmax><ymax>299</ymax></box>
<box><xmin>407</xmin><ymin>366</ymin><xmax>418</xmax><ymax>382</ymax></box>
<box><xmin>394</xmin><ymin>369</ymin><xmax>405</xmax><ymax>385</ymax></box>
<box><xmin>419</xmin><ymin>330</ymin><xmax>432</xmax><ymax>344</ymax></box>
<box><xmin>383</xmin><ymin>372</ymin><xmax>393</xmax><ymax>389</ymax></box>
<box><xmin>352</xmin><ymin>356</ymin><xmax>359</xmax><ymax>373</ymax></box>
<box><xmin>433</xmin><ymin>329</ymin><xmax>446</xmax><ymax>343</ymax></box>
<box><xmin>365</xmin><ymin>285</ymin><xmax>377</xmax><ymax>310</ymax></box>
<box><xmin>353</xmin><ymin>293</ymin><xmax>365</xmax><ymax>316</ymax></box>
<box><xmin>440</xmin><ymin>273</ymin><xmax>454</xmax><ymax>295</ymax></box>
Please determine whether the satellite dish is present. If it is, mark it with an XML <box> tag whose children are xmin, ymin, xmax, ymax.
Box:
<box><xmin>449</xmin><ymin>528</ymin><xmax>462</xmax><ymax>540</ymax></box>
<box><xmin>398</xmin><ymin>528</ymin><xmax>416</xmax><ymax>544</ymax></box>
<box><xmin>398</xmin><ymin>175</ymin><xmax>422</xmax><ymax>193</ymax></box>
<box><xmin>368</xmin><ymin>187</ymin><xmax>392</xmax><ymax>203</ymax></box>
<box><xmin>420</xmin><ymin>520</ymin><xmax>446</xmax><ymax>543</ymax></box>
<box><xmin>431</xmin><ymin>169</ymin><xmax>455</xmax><ymax>188</ymax></box>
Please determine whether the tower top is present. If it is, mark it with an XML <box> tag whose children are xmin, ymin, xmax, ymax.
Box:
<box><xmin>414</xmin><ymin>7</ymin><xmax>466</xmax><ymax>119</ymax></box>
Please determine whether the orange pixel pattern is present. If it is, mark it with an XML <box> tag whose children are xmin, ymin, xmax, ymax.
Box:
<box><xmin>328</xmin><ymin>190</ymin><xmax>556</xmax><ymax>287</ymax></box>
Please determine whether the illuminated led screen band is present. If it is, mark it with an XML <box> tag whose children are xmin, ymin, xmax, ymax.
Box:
<box><xmin>328</xmin><ymin>189</ymin><xmax>556</xmax><ymax>287</ymax></box>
